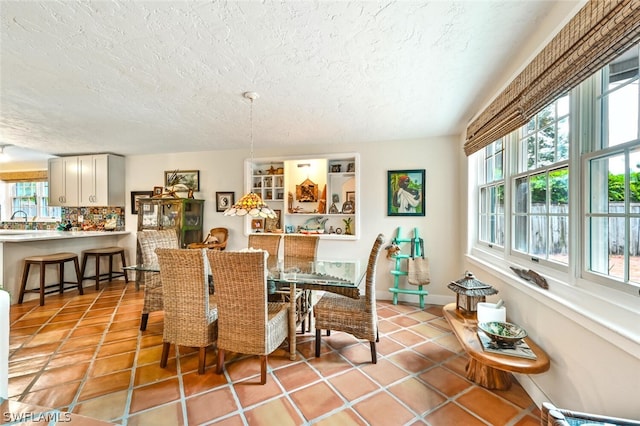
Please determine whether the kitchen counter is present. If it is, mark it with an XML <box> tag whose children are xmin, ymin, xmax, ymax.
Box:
<box><xmin>0</xmin><ymin>231</ymin><xmax>132</xmax><ymax>304</ymax></box>
<box><xmin>0</xmin><ymin>230</ymin><xmax>129</xmax><ymax>242</ymax></box>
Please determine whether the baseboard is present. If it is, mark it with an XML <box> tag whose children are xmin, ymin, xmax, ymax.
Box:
<box><xmin>513</xmin><ymin>373</ymin><xmax>549</xmax><ymax>409</ymax></box>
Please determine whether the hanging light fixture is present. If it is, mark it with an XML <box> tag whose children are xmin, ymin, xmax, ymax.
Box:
<box><xmin>224</xmin><ymin>92</ymin><xmax>277</xmax><ymax>219</ymax></box>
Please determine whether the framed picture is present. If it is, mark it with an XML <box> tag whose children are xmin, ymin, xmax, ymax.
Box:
<box><xmin>130</xmin><ymin>191</ymin><xmax>153</xmax><ymax>215</ymax></box>
<box><xmin>346</xmin><ymin>191</ymin><xmax>355</xmax><ymax>202</ymax></box>
<box><xmin>153</xmin><ymin>186</ymin><xmax>164</xmax><ymax>196</ymax></box>
<box><xmin>265</xmin><ymin>209</ymin><xmax>281</xmax><ymax>232</ymax></box>
<box><xmin>251</xmin><ymin>218</ymin><xmax>264</xmax><ymax>232</ymax></box>
<box><xmin>347</xmin><ymin>162</ymin><xmax>355</xmax><ymax>172</ymax></box>
<box><xmin>216</xmin><ymin>192</ymin><xmax>234</xmax><ymax>212</ymax></box>
<box><xmin>387</xmin><ymin>169</ymin><xmax>425</xmax><ymax>216</ymax></box>
<box><xmin>164</xmin><ymin>170</ymin><xmax>200</xmax><ymax>191</ymax></box>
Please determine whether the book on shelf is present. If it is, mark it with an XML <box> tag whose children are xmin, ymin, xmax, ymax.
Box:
<box><xmin>477</xmin><ymin>331</ymin><xmax>537</xmax><ymax>360</ymax></box>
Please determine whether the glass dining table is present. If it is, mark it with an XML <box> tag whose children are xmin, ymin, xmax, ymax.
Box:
<box><xmin>124</xmin><ymin>259</ymin><xmax>364</xmax><ymax>360</ymax></box>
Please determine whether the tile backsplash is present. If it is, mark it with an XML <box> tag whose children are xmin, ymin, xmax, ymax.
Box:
<box><xmin>1</xmin><ymin>206</ymin><xmax>125</xmax><ymax>231</ymax></box>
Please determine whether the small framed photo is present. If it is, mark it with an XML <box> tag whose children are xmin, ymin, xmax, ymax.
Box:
<box><xmin>216</xmin><ymin>192</ymin><xmax>234</xmax><ymax>212</ymax></box>
<box><xmin>251</xmin><ymin>218</ymin><xmax>264</xmax><ymax>232</ymax></box>
<box><xmin>264</xmin><ymin>209</ymin><xmax>281</xmax><ymax>232</ymax></box>
<box><xmin>331</xmin><ymin>164</ymin><xmax>342</xmax><ymax>173</ymax></box>
<box><xmin>130</xmin><ymin>191</ymin><xmax>153</xmax><ymax>215</ymax></box>
<box><xmin>164</xmin><ymin>170</ymin><xmax>200</xmax><ymax>191</ymax></box>
<box><xmin>387</xmin><ymin>169</ymin><xmax>425</xmax><ymax>216</ymax></box>
<box><xmin>347</xmin><ymin>162</ymin><xmax>355</xmax><ymax>172</ymax></box>
<box><xmin>346</xmin><ymin>191</ymin><xmax>355</xmax><ymax>202</ymax></box>
<box><xmin>153</xmin><ymin>186</ymin><xmax>164</xmax><ymax>196</ymax></box>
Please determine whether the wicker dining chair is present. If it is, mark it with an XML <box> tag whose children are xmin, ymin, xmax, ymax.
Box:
<box><xmin>314</xmin><ymin>233</ymin><xmax>385</xmax><ymax>363</ymax></box>
<box><xmin>137</xmin><ymin>229</ymin><xmax>179</xmax><ymax>331</ymax></box>
<box><xmin>283</xmin><ymin>234</ymin><xmax>319</xmax><ymax>332</ymax></box>
<box><xmin>187</xmin><ymin>227</ymin><xmax>229</xmax><ymax>250</ymax></box>
<box><xmin>155</xmin><ymin>248</ymin><xmax>217</xmax><ymax>375</ymax></box>
<box><xmin>207</xmin><ymin>250</ymin><xmax>289</xmax><ymax>385</ymax></box>
<box><xmin>248</xmin><ymin>233</ymin><xmax>282</xmax><ymax>271</ymax></box>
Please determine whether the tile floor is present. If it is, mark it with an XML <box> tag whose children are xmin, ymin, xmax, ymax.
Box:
<box><xmin>6</xmin><ymin>280</ymin><xmax>542</xmax><ymax>425</ymax></box>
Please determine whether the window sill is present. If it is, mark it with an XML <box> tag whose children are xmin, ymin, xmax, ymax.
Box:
<box><xmin>466</xmin><ymin>251</ymin><xmax>640</xmax><ymax>359</ymax></box>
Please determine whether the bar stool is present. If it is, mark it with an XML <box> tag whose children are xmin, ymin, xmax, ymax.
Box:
<box><xmin>18</xmin><ymin>252</ymin><xmax>83</xmax><ymax>306</ymax></box>
<box><xmin>80</xmin><ymin>247</ymin><xmax>129</xmax><ymax>290</ymax></box>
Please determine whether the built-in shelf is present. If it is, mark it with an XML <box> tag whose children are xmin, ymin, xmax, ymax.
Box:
<box><xmin>244</xmin><ymin>154</ymin><xmax>359</xmax><ymax>239</ymax></box>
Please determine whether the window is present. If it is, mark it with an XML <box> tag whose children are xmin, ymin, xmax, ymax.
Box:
<box><xmin>513</xmin><ymin>95</ymin><xmax>570</xmax><ymax>265</ymax></box>
<box><xmin>9</xmin><ymin>182</ymin><xmax>60</xmax><ymax>219</ymax></box>
<box><xmin>472</xmin><ymin>43</ymin><xmax>640</xmax><ymax>295</ymax></box>
<box><xmin>478</xmin><ymin>139</ymin><xmax>505</xmax><ymax>247</ymax></box>
<box><xmin>584</xmin><ymin>44</ymin><xmax>640</xmax><ymax>289</ymax></box>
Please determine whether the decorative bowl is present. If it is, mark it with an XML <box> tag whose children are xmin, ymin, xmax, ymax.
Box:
<box><xmin>478</xmin><ymin>321</ymin><xmax>527</xmax><ymax>345</ymax></box>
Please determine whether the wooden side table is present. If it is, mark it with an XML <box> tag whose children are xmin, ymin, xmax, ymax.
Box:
<box><xmin>442</xmin><ymin>303</ymin><xmax>550</xmax><ymax>390</ymax></box>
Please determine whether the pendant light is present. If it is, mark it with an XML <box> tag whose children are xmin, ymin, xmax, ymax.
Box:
<box><xmin>223</xmin><ymin>92</ymin><xmax>277</xmax><ymax>219</ymax></box>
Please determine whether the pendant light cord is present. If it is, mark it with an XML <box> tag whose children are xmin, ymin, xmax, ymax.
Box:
<box><xmin>249</xmin><ymin>96</ymin><xmax>254</xmax><ymax>164</ymax></box>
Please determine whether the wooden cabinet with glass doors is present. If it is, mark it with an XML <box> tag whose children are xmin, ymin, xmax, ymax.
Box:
<box><xmin>136</xmin><ymin>198</ymin><xmax>204</xmax><ymax>248</ymax></box>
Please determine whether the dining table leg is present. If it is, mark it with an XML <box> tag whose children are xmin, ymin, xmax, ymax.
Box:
<box><xmin>289</xmin><ymin>282</ymin><xmax>297</xmax><ymax>360</ymax></box>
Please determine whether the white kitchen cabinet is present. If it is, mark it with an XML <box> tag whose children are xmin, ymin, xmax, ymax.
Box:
<box><xmin>79</xmin><ymin>154</ymin><xmax>125</xmax><ymax>206</ymax></box>
<box><xmin>49</xmin><ymin>154</ymin><xmax>125</xmax><ymax>207</ymax></box>
<box><xmin>48</xmin><ymin>157</ymin><xmax>79</xmax><ymax>206</ymax></box>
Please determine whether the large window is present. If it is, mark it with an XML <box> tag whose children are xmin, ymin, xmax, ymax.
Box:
<box><xmin>9</xmin><ymin>182</ymin><xmax>60</xmax><ymax>219</ymax></box>
<box><xmin>585</xmin><ymin>44</ymin><xmax>640</xmax><ymax>288</ymax></box>
<box><xmin>474</xmin><ymin>43</ymin><xmax>640</xmax><ymax>295</ymax></box>
<box><xmin>513</xmin><ymin>95</ymin><xmax>570</xmax><ymax>265</ymax></box>
<box><xmin>478</xmin><ymin>139</ymin><xmax>505</xmax><ymax>247</ymax></box>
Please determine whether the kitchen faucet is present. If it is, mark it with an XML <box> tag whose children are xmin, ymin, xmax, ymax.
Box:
<box><xmin>10</xmin><ymin>210</ymin><xmax>28</xmax><ymax>222</ymax></box>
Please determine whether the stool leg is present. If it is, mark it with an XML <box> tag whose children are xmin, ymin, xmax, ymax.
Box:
<box><xmin>95</xmin><ymin>254</ymin><xmax>101</xmax><ymax>290</ymax></box>
<box><xmin>40</xmin><ymin>262</ymin><xmax>47</xmax><ymax>306</ymax></box>
<box><xmin>120</xmin><ymin>250</ymin><xmax>129</xmax><ymax>283</ymax></box>
<box><xmin>108</xmin><ymin>254</ymin><xmax>114</xmax><ymax>283</ymax></box>
<box><xmin>73</xmin><ymin>257</ymin><xmax>83</xmax><ymax>295</ymax></box>
<box><xmin>18</xmin><ymin>262</ymin><xmax>31</xmax><ymax>304</ymax></box>
<box><xmin>80</xmin><ymin>253</ymin><xmax>89</xmax><ymax>285</ymax></box>
<box><xmin>58</xmin><ymin>261</ymin><xmax>65</xmax><ymax>295</ymax></box>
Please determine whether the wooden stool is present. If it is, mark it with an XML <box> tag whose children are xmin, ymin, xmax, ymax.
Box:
<box><xmin>18</xmin><ymin>252</ymin><xmax>83</xmax><ymax>306</ymax></box>
<box><xmin>80</xmin><ymin>247</ymin><xmax>129</xmax><ymax>290</ymax></box>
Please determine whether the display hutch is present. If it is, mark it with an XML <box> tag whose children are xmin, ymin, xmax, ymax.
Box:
<box><xmin>136</xmin><ymin>198</ymin><xmax>204</xmax><ymax>248</ymax></box>
<box><xmin>245</xmin><ymin>153</ymin><xmax>359</xmax><ymax>240</ymax></box>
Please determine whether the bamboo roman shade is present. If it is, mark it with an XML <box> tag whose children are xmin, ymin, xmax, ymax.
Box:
<box><xmin>464</xmin><ymin>0</ymin><xmax>640</xmax><ymax>156</ymax></box>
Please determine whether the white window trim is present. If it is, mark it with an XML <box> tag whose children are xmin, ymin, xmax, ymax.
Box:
<box><xmin>468</xmin><ymin>73</ymin><xmax>640</xmax><ymax>357</ymax></box>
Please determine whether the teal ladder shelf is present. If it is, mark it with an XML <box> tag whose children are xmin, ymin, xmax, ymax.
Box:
<box><xmin>389</xmin><ymin>226</ymin><xmax>429</xmax><ymax>309</ymax></box>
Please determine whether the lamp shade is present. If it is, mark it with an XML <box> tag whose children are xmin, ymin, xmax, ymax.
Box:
<box><xmin>224</xmin><ymin>192</ymin><xmax>277</xmax><ymax>218</ymax></box>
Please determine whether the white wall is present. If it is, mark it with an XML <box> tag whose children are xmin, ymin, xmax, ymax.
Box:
<box><xmin>124</xmin><ymin>138</ymin><xmax>461</xmax><ymax>305</ymax></box>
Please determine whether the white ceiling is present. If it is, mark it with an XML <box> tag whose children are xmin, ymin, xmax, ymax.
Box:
<box><xmin>0</xmin><ymin>0</ymin><xmax>581</xmax><ymax>166</ymax></box>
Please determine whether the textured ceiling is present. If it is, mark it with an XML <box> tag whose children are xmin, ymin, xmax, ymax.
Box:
<box><xmin>0</xmin><ymin>1</ymin><xmax>580</xmax><ymax>164</ymax></box>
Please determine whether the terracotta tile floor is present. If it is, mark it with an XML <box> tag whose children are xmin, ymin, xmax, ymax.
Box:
<box><xmin>6</xmin><ymin>281</ymin><xmax>542</xmax><ymax>425</ymax></box>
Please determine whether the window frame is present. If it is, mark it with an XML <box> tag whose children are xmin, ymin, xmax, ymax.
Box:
<box><xmin>470</xmin><ymin>43</ymin><xmax>640</xmax><ymax>300</ymax></box>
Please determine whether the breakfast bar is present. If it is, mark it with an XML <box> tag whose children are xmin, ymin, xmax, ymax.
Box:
<box><xmin>0</xmin><ymin>230</ymin><xmax>130</xmax><ymax>304</ymax></box>
<box><xmin>442</xmin><ymin>302</ymin><xmax>550</xmax><ymax>390</ymax></box>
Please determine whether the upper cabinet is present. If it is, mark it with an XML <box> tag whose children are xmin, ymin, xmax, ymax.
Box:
<box><xmin>246</xmin><ymin>153</ymin><xmax>359</xmax><ymax>240</ymax></box>
<box><xmin>48</xmin><ymin>156</ymin><xmax>79</xmax><ymax>207</ymax></box>
<box><xmin>49</xmin><ymin>154</ymin><xmax>125</xmax><ymax>207</ymax></box>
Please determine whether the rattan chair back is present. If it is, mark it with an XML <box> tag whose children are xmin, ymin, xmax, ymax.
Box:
<box><xmin>248</xmin><ymin>234</ymin><xmax>282</xmax><ymax>271</ymax></box>
<box><xmin>313</xmin><ymin>233</ymin><xmax>385</xmax><ymax>363</ymax></box>
<box><xmin>283</xmin><ymin>234</ymin><xmax>318</xmax><ymax>272</ymax></box>
<box><xmin>207</xmin><ymin>250</ymin><xmax>289</xmax><ymax>384</ymax></box>
<box><xmin>137</xmin><ymin>229</ymin><xmax>179</xmax><ymax>330</ymax></box>
<box><xmin>155</xmin><ymin>248</ymin><xmax>217</xmax><ymax>374</ymax></box>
